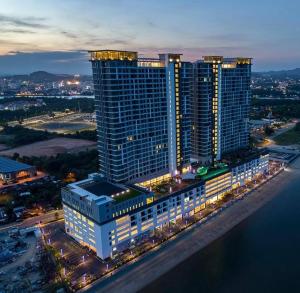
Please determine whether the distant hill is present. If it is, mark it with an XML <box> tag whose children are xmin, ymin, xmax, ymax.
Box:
<box><xmin>29</xmin><ymin>71</ymin><xmax>71</xmax><ymax>82</ymax></box>
<box><xmin>4</xmin><ymin>71</ymin><xmax>92</xmax><ymax>82</ymax></box>
<box><xmin>254</xmin><ymin>68</ymin><xmax>300</xmax><ymax>78</ymax></box>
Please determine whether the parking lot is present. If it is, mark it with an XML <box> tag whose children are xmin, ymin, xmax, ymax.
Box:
<box><xmin>42</xmin><ymin>221</ymin><xmax>106</xmax><ymax>290</ymax></box>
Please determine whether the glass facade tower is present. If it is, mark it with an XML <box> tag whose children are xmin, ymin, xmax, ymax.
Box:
<box><xmin>192</xmin><ymin>57</ymin><xmax>251</xmax><ymax>163</ymax></box>
<box><xmin>90</xmin><ymin>50</ymin><xmax>192</xmax><ymax>183</ymax></box>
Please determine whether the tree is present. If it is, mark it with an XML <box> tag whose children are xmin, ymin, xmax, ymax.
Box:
<box><xmin>12</xmin><ymin>152</ymin><xmax>20</xmax><ymax>160</ymax></box>
<box><xmin>264</xmin><ymin>126</ymin><xmax>274</xmax><ymax>136</ymax></box>
<box><xmin>294</xmin><ymin>122</ymin><xmax>300</xmax><ymax>132</ymax></box>
<box><xmin>54</xmin><ymin>212</ymin><xmax>59</xmax><ymax>221</ymax></box>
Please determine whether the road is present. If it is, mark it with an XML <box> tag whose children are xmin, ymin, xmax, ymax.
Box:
<box><xmin>0</xmin><ymin>171</ymin><xmax>46</xmax><ymax>189</ymax></box>
<box><xmin>262</xmin><ymin>122</ymin><xmax>296</xmax><ymax>148</ymax></box>
<box><xmin>81</xmin><ymin>160</ymin><xmax>299</xmax><ymax>293</ymax></box>
<box><xmin>270</xmin><ymin>122</ymin><xmax>296</xmax><ymax>139</ymax></box>
<box><xmin>0</xmin><ymin>209</ymin><xmax>64</xmax><ymax>232</ymax></box>
<box><xmin>259</xmin><ymin>122</ymin><xmax>300</xmax><ymax>153</ymax></box>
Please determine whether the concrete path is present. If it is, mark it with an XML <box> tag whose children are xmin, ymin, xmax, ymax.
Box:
<box><xmin>0</xmin><ymin>210</ymin><xmax>64</xmax><ymax>233</ymax></box>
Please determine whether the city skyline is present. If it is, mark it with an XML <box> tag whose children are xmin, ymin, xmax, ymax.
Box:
<box><xmin>0</xmin><ymin>0</ymin><xmax>299</xmax><ymax>74</ymax></box>
<box><xmin>1</xmin><ymin>1</ymin><xmax>300</xmax><ymax>292</ymax></box>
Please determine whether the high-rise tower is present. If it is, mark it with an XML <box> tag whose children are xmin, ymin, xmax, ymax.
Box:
<box><xmin>192</xmin><ymin>56</ymin><xmax>251</xmax><ymax>163</ymax></box>
<box><xmin>90</xmin><ymin>50</ymin><xmax>192</xmax><ymax>183</ymax></box>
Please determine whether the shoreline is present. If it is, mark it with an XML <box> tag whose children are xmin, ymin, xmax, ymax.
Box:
<box><xmin>82</xmin><ymin>165</ymin><xmax>293</xmax><ymax>293</ymax></box>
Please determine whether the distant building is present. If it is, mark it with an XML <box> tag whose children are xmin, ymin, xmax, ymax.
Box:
<box><xmin>0</xmin><ymin>207</ymin><xmax>8</xmax><ymax>223</ymax></box>
<box><xmin>192</xmin><ymin>56</ymin><xmax>252</xmax><ymax>163</ymax></box>
<box><xmin>0</xmin><ymin>157</ymin><xmax>36</xmax><ymax>184</ymax></box>
<box><xmin>13</xmin><ymin>206</ymin><xmax>26</xmax><ymax>219</ymax></box>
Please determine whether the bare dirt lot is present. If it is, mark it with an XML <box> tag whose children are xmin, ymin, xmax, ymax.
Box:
<box><xmin>0</xmin><ymin>144</ymin><xmax>8</xmax><ymax>151</ymax></box>
<box><xmin>0</xmin><ymin>137</ymin><xmax>97</xmax><ymax>157</ymax></box>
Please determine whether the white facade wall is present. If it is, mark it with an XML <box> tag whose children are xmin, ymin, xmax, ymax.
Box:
<box><xmin>232</xmin><ymin>154</ymin><xmax>269</xmax><ymax>186</ymax></box>
<box><xmin>63</xmin><ymin>204</ymin><xmax>97</xmax><ymax>249</ymax></box>
<box><xmin>64</xmin><ymin>156</ymin><xmax>269</xmax><ymax>259</ymax></box>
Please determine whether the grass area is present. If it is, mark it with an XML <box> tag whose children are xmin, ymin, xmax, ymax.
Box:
<box><xmin>30</xmin><ymin>121</ymin><xmax>96</xmax><ymax>135</ymax></box>
<box><xmin>0</xmin><ymin>125</ymin><xmax>97</xmax><ymax>149</ymax></box>
<box><xmin>274</xmin><ymin>127</ymin><xmax>300</xmax><ymax>145</ymax></box>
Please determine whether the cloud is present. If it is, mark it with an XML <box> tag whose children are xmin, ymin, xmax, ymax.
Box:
<box><xmin>60</xmin><ymin>31</ymin><xmax>78</xmax><ymax>39</ymax></box>
<box><xmin>202</xmin><ymin>33</ymin><xmax>249</xmax><ymax>43</ymax></box>
<box><xmin>0</xmin><ymin>39</ymin><xmax>31</xmax><ymax>47</ymax></box>
<box><xmin>0</xmin><ymin>28</ymin><xmax>36</xmax><ymax>34</ymax></box>
<box><xmin>84</xmin><ymin>37</ymin><xmax>134</xmax><ymax>47</ymax></box>
<box><xmin>0</xmin><ymin>46</ymin><xmax>298</xmax><ymax>75</ymax></box>
<box><xmin>136</xmin><ymin>46</ymin><xmax>252</xmax><ymax>60</ymax></box>
<box><xmin>0</xmin><ymin>14</ymin><xmax>48</xmax><ymax>29</ymax></box>
<box><xmin>0</xmin><ymin>51</ymin><xmax>91</xmax><ymax>75</ymax></box>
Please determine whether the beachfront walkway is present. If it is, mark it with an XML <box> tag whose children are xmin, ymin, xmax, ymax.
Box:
<box><xmin>81</xmin><ymin>159</ymin><xmax>300</xmax><ymax>293</ymax></box>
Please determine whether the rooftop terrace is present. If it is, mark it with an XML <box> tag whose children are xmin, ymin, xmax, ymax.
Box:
<box><xmin>221</xmin><ymin>148</ymin><xmax>268</xmax><ymax>166</ymax></box>
<box><xmin>89</xmin><ymin>50</ymin><xmax>138</xmax><ymax>61</ymax></box>
<box><xmin>70</xmin><ymin>176</ymin><xmax>144</xmax><ymax>204</ymax></box>
<box><xmin>151</xmin><ymin>177</ymin><xmax>199</xmax><ymax>200</ymax></box>
<box><xmin>195</xmin><ymin>163</ymin><xmax>229</xmax><ymax>181</ymax></box>
<box><xmin>81</xmin><ymin>181</ymin><xmax>125</xmax><ymax>197</ymax></box>
<box><xmin>147</xmin><ymin>163</ymin><xmax>230</xmax><ymax>201</ymax></box>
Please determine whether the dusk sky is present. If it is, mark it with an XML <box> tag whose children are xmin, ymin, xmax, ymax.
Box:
<box><xmin>0</xmin><ymin>0</ymin><xmax>299</xmax><ymax>75</ymax></box>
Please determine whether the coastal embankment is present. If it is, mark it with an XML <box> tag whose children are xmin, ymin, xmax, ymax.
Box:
<box><xmin>83</xmin><ymin>159</ymin><xmax>299</xmax><ymax>293</ymax></box>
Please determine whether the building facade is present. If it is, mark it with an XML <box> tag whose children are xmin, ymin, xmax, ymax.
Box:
<box><xmin>192</xmin><ymin>57</ymin><xmax>251</xmax><ymax>163</ymax></box>
<box><xmin>62</xmin><ymin>50</ymin><xmax>265</xmax><ymax>260</ymax></box>
<box><xmin>90</xmin><ymin>50</ymin><xmax>192</xmax><ymax>184</ymax></box>
<box><xmin>63</xmin><ymin>154</ymin><xmax>269</xmax><ymax>259</ymax></box>
<box><xmin>0</xmin><ymin>156</ymin><xmax>36</xmax><ymax>184</ymax></box>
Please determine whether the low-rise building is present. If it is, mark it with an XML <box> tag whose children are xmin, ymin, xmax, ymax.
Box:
<box><xmin>0</xmin><ymin>207</ymin><xmax>8</xmax><ymax>223</ymax></box>
<box><xmin>62</xmin><ymin>154</ymin><xmax>269</xmax><ymax>259</ymax></box>
<box><xmin>0</xmin><ymin>157</ymin><xmax>36</xmax><ymax>184</ymax></box>
<box><xmin>13</xmin><ymin>206</ymin><xmax>26</xmax><ymax>219</ymax></box>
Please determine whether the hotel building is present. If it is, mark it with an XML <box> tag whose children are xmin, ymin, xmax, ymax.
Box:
<box><xmin>90</xmin><ymin>50</ymin><xmax>192</xmax><ymax>183</ymax></box>
<box><xmin>62</xmin><ymin>50</ymin><xmax>268</xmax><ymax>260</ymax></box>
<box><xmin>192</xmin><ymin>57</ymin><xmax>251</xmax><ymax>163</ymax></box>
<box><xmin>62</xmin><ymin>153</ymin><xmax>269</xmax><ymax>259</ymax></box>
